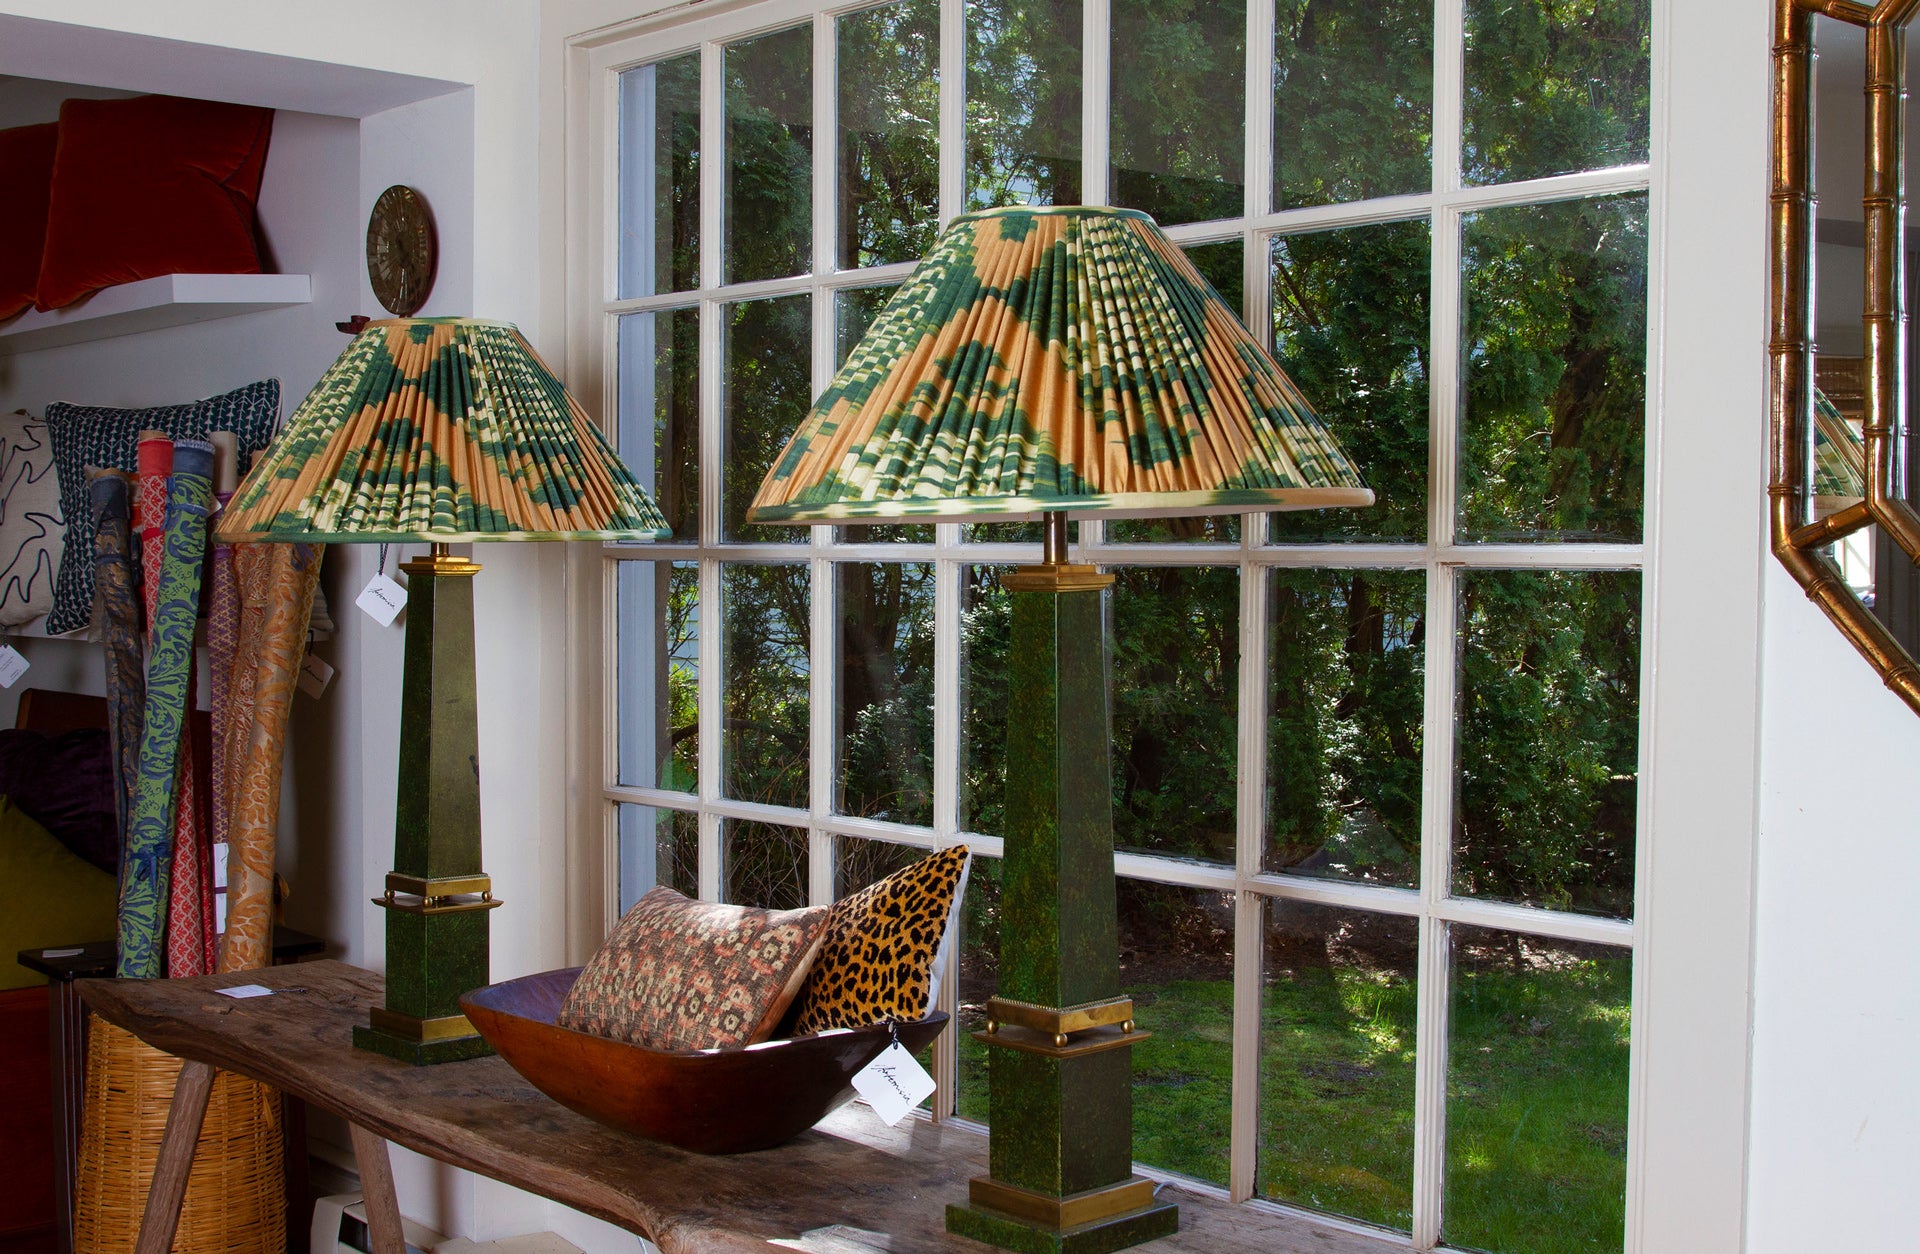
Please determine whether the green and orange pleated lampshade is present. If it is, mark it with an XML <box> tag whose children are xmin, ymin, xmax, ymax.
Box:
<box><xmin>747</xmin><ymin>205</ymin><xmax>1372</xmax><ymax>525</ymax></box>
<box><xmin>217</xmin><ymin>318</ymin><xmax>670</xmax><ymax>543</ymax></box>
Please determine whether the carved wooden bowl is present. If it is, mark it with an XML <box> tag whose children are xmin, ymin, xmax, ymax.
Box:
<box><xmin>460</xmin><ymin>967</ymin><xmax>949</xmax><ymax>1155</ymax></box>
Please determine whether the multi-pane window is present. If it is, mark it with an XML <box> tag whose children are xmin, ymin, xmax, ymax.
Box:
<box><xmin>591</xmin><ymin>1</ymin><xmax>1649</xmax><ymax>1249</ymax></box>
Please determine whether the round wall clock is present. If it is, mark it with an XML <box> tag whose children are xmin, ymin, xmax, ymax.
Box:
<box><xmin>366</xmin><ymin>185</ymin><xmax>438</xmax><ymax>317</ymax></box>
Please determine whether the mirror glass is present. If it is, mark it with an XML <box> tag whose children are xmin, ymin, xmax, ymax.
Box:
<box><xmin>1810</xmin><ymin>15</ymin><xmax>1920</xmax><ymax>651</ymax></box>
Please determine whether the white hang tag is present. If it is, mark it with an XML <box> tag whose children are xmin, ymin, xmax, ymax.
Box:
<box><xmin>356</xmin><ymin>573</ymin><xmax>407</xmax><ymax>627</ymax></box>
<box><xmin>298</xmin><ymin>652</ymin><xmax>335</xmax><ymax>699</ymax></box>
<box><xmin>852</xmin><ymin>1042</ymin><xmax>937</xmax><ymax>1126</ymax></box>
<box><xmin>215</xmin><ymin>984</ymin><xmax>274</xmax><ymax>999</ymax></box>
<box><xmin>0</xmin><ymin>644</ymin><xmax>28</xmax><ymax>689</ymax></box>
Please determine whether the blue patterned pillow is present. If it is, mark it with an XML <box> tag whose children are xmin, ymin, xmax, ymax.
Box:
<box><xmin>43</xmin><ymin>379</ymin><xmax>280</xmax><ymax>635</ymax></box>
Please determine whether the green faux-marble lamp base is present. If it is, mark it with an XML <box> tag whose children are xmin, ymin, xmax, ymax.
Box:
<box><xmin>948</xmin><ymin>521</ymin><xmax>1178</xmax><ymax>1252</ymax></box>
<box><xmin>354</xmin><ymin>548</ymin><xmax>500</xmax><ymax>1066</ymax></box>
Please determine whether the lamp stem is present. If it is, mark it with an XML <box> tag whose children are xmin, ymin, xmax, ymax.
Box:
<box><xmin>1042</xmin><ymin>511</ymin><xmax>1070</xmax><ymax>566</ymax></box>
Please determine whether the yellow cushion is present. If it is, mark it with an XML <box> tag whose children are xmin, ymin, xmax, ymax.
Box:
<box><xmin>0</xmin><ymin>794</ymin><xmax>117</xmax><ymax>990</ymax></box>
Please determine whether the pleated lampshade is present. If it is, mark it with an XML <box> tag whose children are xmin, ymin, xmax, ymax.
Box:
<box><xmin>217</xmin><ymin>318</ymin><xmax>670</xmax><ymax>543</ymax></box>
<box><xmin>748</xmin><ymin>205</ymin><xmax>1372</xmax><ymax>524</ymax></box>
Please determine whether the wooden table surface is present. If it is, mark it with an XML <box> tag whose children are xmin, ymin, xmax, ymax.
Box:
<box><xmin>80</xmin><ymin>960</ymin><xmax>1395</xmax><ymax>1254</ymax></box>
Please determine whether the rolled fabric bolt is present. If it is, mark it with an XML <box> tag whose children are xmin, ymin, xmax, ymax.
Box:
<box><xmin>87</xmin><ymin>468</ymin><xmax>141</xmax><ymax>890</ymax></box>
<box><xmin>120</xmin><ymin>441</ymin><xmax>215</xmax><ymax>980</ymax></box>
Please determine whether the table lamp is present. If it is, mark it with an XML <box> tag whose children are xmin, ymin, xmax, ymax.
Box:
<box><xmin>750</xmin><ymin>206</ymin><xmax>1371</xmax><ymax>1251</ymax></box>
<box><xmin>218</xmin><ymin>318</ymin><xmax>669</xmax><ymax>1064</ymax></box>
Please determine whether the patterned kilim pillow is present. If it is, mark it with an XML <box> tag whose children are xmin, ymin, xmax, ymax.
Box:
<box><xmin>791</xmin><ymin>845</ymin><xmax>971</xmax><ymax>1035</ymax></box>
<box><xmin>0</xmin><ymin>410</ymin><xmax>63</xmax><ymax>627</ymax></box>
<box><xmin>558</xmin><ymin>887</ymin><xmax>830</xmax><ymax>1051</ymax></box>
<box><xmin>43</xmin><ymin>378</ymin><xmax>280</xmax><ymax>634</ymax></box>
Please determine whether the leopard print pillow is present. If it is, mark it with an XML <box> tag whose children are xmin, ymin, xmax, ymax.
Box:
<box><xmin>790</xmin><ymin>845</ymin><xmax>971</xmax><ymax>1035</ymax></box>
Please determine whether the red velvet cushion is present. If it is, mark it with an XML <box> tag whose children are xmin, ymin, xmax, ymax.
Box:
<box><xmin>34</xmin><ymin>95</ymin><xmax>273</xmax><ymax>312</ymax></box>
<box><xmin>0</xmin><ymin>123</ymin><xmax>57</xmax><ymax>319</ymax></box>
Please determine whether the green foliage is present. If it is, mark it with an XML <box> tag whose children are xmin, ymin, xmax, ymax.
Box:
<box><xmin>966</xmin><ymin>0</ymin><xmax>1083</xmax><ymax>207</ymax></box>
<box><xmin>1109</xmin><ymin>0</ymin><xmax>1246</xmax><ymax>226</ymax></box>
<box><xmin>726</xmin><ymin>25</ymin><xmax>814</xmax><ymax>283</ymax></box>
<box><xmin>1273</xmin><ymin>0</ymin><xmax>1433</xmax><ymax>208</ymax></box>
<box><xmin>838</xmin><ymin>563</ymin><xmax>937</xmax><ymax>825</ymax></box>
<box><xmin>1456</xmin><ymin>571</ymin><xmax>1639</xmax><ymax>917</ymax></box>
<box><xmin>839</xmin><ymin>0</ymin><xmax>941</xmax><ymax>266</ymax></box>
<box><xmin>1463</xmin><ymin>0</ymin><xmax>1650</xmax><ymax>186</ymax></box>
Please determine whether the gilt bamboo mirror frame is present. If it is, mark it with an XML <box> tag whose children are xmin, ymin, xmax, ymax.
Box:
<box><xmin>1773</xmin><ymin>0</ymin><xmax>1920</xmax><ymax>712</ymax></box>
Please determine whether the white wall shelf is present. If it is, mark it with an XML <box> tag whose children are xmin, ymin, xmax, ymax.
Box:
<box><xmin>0</xmin><ymin>273</ymin><xmax>313</xmax><ymax>353</ymax></box>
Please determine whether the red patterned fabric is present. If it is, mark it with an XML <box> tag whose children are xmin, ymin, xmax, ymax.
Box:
<box><xmin>558</xmin><ymin>887</ymin><xmax>828</xmax><ymax>1052</ymax></box>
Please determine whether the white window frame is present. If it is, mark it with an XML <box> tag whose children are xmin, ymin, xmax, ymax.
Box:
<box><xmin>546</xmin><ymin>0</ymin><xmax>1767</xmax><ymax>1249</ymax></box>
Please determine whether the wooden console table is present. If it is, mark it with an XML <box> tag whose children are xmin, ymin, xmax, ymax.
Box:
<box><xmin>79</xmin><ymin>960</ymin><xmax>1393</xmax><ymax>1254</ymax></box>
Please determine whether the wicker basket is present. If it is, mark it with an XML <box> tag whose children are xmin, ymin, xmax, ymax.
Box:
<box><xmin>73</xmin><ymin>1015</ymin><xmax>286</xmax><ymax>1254</ymax></box>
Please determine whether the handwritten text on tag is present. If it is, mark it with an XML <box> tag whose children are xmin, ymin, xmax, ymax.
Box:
<box><xmin>298</xmin><ymin>652</ymin><xmax>335</xmax><ymax>699</ymax></box>
<box><xmin>357</xmin><ymin>573</ymin><xmax>407</xmax><ymax>627</ymax></box>
<box><xmin>0</xmin><ymin>644</ymin><xmax>29</xmax><ymax>689</ymax></box>
<box><xmin>852</xmin><ymin>1042</ymin><xmax>937</xmax><ymax>1125</ymax></box>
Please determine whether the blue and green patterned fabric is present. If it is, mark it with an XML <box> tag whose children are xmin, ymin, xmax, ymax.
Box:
<box><xmin>44</xmin><ymin>379</ymin><xmax>280</xmax><ymax>635</ymax></box>
<box><xmin>116</xmin><ymin>441</ymin><xmax>214</xmax><ymax>980</ymax></box>
<box><xmin>87</xmin><ymin>469</ymin><xmax>141</xmax><ymax>874</ymax></box>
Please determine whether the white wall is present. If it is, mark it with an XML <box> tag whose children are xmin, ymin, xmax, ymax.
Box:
<box><xmin>1747</xmin><ymin>6</ymin><xmax>1920</xmax><ymax>1253</ymax></box>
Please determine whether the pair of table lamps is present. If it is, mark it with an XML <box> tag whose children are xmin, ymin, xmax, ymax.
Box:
<box><xmin>217</xmin><ymin>205</ymin><xmax>1370</xmax><ymax>1252</ymax></box>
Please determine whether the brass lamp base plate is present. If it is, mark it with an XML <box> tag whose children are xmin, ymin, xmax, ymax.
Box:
<box><xmin>946</xmin><ymin>1193</ymin><xmax>1178</xmax><ymax>1254</ymax></box>
<box><xmin>353</xmin><ymin>1022</ymin><xmax>493</xmax><ymax>1066</ymax></box>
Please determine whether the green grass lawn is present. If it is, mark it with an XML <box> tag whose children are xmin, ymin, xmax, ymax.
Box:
<box><xmin>953</xmin><ymin>947</ymin><xmax>1629</xmax><ymax>1254</ymax></box>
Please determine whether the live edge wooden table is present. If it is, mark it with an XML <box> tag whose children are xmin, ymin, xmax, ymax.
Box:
<box><xmin>80</xmin><ymin>960</ymin><xmax>1392</xmax><ymax>1254</ymax></box>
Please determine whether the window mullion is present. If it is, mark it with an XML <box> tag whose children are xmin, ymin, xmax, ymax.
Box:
<box><xmin>931</xmin><ymin>529</ymin><xmax>965</xmax><ymax>1118</ymax></box>
<box><xmin>1081</xmin><ymin>0</ymin><xmax>1110</xmax><ymax>206</ymax></box>
<box><xmin>1228</xmin><ymin>559</ymin><xmax>1270</xmax><ymax>1202</ymax></box>
<box><xmin>1411</xmin><ymin>554</ymin><xmax>1460</xmax><ymax>1248</ymax></box>
<box><xmin>940</xmin><ymin>0</ymin><xmax>965</xmax><ymax>224</ymax></box>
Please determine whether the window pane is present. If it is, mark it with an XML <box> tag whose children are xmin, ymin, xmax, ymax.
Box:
<box><xmin>1269</xmin><ymin>219</ymin><xmax>1430</xmax><ymax>544</ymax></box>
<box><xmin>839</xmin><ymin>0</ymin><xmax>941</xmax><ymax>268</ymax></box>
<box><xmin>1446</xmin><ymin>927</ymin><xmax>1630</xmax><ymax>1254</ymax></box>
<box><xmin>836</xmin><ymin>285</ymin><xmax>934</xmax><ymax>543</ymax></box>
<box><xmin>966</xmin><ymin>0</ymin><xmax>1082</xmax><ymax>208</ymax></box>
<box><xmin>618</xmin><ymin>53</ymin><xmax>700</xmax><ymax>298</ymax></box>
<box><xmin>617</xmin><ymin>803</ymin><xmax>698</xmax><ymax>912</ymax></box>
<box><xmin>1108</xmin><ymin>239</ymin><xmax>1244</xmax><ymax>544</ymax></box>
<box><xmin>616</xmin><ymin>560</ymin><xmax>698</xmax><ymax>793</ymax></box>
<box><xmin>1455</xmin><ymin>569</ymin><xmax>1639</xmax><ymax>919</ymax></box>
<box><xmin>835</xmin><ymin>835</ymin><xmax>929</xmax><ymax>898</ymax></box>
<box><xmin>1111</xmin><ymin>567</ymin><xmax>1239</xmax><ymax>864</ymax></box>
<box><xmin>721</xmin><ymin>563</ymin><xmax>811</xmax><ymax>809</ymax></box>
<box><xmin>1121</xmin><ymin>879</ymin><xmax>1235</xmax><ymax>1186</ymax></box>
<box><xmin>1462</xmin><ymin>0</ymin><xmax>1650</xmax><ymax>186</ymax></box>
<box><xmin>960</xmin><ymin>564</ymin><xmax>1014</xmax><ymax>836</ymax></box>
<box><xmin>618</xmin><ymin>308</ymin><xmax>698</xmax><ymax>542</ymax></box>
<box><xmin>723</xmin><ymin>818</ymin><xmax>809</xmax><ymax>910</ymax></box>
<box><xmin>1110</xmin><ymin>0</ymin><xmax>1246</xmax><ymax>227</ymax></box>
<box><xmin>1273</xmin><ymin>0</ymin><xmax>1433</xmax><ymax>210</ymax></box>
<box><xmin>1458</xmin><ymin>194</ymin><xmax>1647</xmax><ymax>543</ymax></box>
<box><xmin>837</xmin><ymin>562</ymin><xmax>935</xmax><ymax>826</ymax></box>
<box><xmin>1258</xmin><ymin>900</ymin><xmax>1416</xmax><ymax>1230</ymax></box>
<box><xmin>724</xmin><ymin>295</ymin><xmax>812</xmax><ymax>543</ymax></box>
<box><xmin>956</xmin><ymin>853</ymin><xmax>1002</xmax><ymax>1121</ymax></box>
<box><xmin>1268</xmin><ymin>569</ymin><xmax>1423</xmax><ymax>885</ymax></box>
<box><xmin>726</xmin><ymin>25</ymin><xmax>812</xmax><ymax>283</ymax></box>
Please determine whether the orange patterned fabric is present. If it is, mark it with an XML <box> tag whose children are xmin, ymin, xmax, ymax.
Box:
<box><xmin>214</xmin><ymin>541</ymin><xmax>322</xmax><ymax>973</ymax></box>
<box><xmin>558</xmin><ymin>887</ymin><xmax>829</xmax><ymax>1051</ymax></box>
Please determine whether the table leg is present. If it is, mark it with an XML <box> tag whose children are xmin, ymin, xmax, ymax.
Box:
<box><xmin>348</xmin><ymin>1122</ymin><xmax>407</xmax><ymax>1254</ymax></box>
<box><xmin>134</xmin><ymin>1059</ymin><xmax>214</xmax><ymax>1254</ymax></box>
